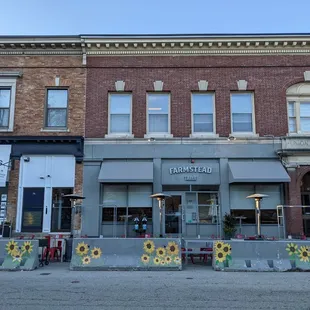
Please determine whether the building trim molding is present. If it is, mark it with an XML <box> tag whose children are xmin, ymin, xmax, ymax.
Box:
<box><xmin>0</xmin><ymin>34</ymin><xmax>310</xmax><ymax>56</ymax></box>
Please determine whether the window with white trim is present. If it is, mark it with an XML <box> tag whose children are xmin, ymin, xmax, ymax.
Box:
<box><xmin>0</xmin><ymin>76</ymin><xmax>18</xmax><ymax>132</ymax></box>
<box><xmin>230</xmin><ymin>93</ymin><xmax>254</xmax><ymax>133</ymax></box>
<box><xmin>288</xmin><ymin>100</ymin><xmax>310</xmax><ymax>133</ymax></box>
<box><xmin>46</xmin><ymin>89</ymin><xmax>68</xmax><ymax>128</ymax></box>
<box><xmin>286</xmin><ymin>83</ymin><xmax>310</xmax><ymax>134</ymax></box>
<box><xmin>0</xmin><ymin>88</ymin><xmax>11</xmax><ymax>128</ymax></box>
<box><xmin>109</xmin><ymin>93</ymin><xmax>132</xmax><ymax>134</ymax></box>
<box><xmin>147</xmin><ymin>93</ymin><xmax>170</xmax><ymax>134</ymax></box>
<box><xmin>192</xmin><ymin>93</ymin><xmax>215</xmax><ymax>134</ymax></box>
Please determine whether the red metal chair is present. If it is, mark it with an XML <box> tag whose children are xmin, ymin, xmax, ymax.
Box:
<box><xmin>43</xmin><ymin>236</ymin><xmax>63</xmax><ymax>262</ymax></box>
<box><xmin>181</xmin><ymin>247</ymin><xmax>195</xmax><ymax>264</ymax></box>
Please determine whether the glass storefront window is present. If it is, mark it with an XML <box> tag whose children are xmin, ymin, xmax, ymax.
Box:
<box><xmin>198</xmin><ymin>193</ymin><xmax>218</xmax><ymax>223</ymax></box>
<box><xmin>51</xmin><ymin>188</ymin><xmax>73</xmax><ymax>232</ymax></box>
<box><xmin>231</xmin><ymin>210</ymin><xmax>256</xmax><ymax>224</ymax></box>
<box><xmin>261</xmin><ymin>210</ymin><xmax>277</xmax><ymax>224</ymax></box>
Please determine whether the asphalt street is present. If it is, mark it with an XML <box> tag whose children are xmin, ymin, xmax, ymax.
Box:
<box><xmin>0</xmin><ymin>263</ymin><xmax>309</xmax><ymax>310</ymax></box>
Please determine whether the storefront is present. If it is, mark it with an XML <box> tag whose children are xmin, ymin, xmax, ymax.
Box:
<box><xmin>0</xmin><ymin>136</ymin><xmax>83</xmax><ymax>235</ymax></box>
<box><xmin>82</xmin><ymin>140</ymin><xmax>290</xmax><ymax>238</ymax></box>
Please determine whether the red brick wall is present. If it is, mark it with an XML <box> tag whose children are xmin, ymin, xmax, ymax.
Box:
<box><xmin>285</xmin><ymin>166</ymin><xmax>310</xmax><ymax>236</ymax></box>
<box><xmin>0</xmin><ymin>56</ymin><xmax>85</xmax><ymax>136</ymax></box>
<box><xmin>86</xmin><ymin>55</ymin><xmax>310</xmax><ymax>138</ymax></box>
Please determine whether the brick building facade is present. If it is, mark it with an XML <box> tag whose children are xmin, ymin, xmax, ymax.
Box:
<box><xmin>0</xmin><ymin>37</ymin><xmax>85</xmax><ymax>235</ymax></box>
<box><xmin>1</xmin><ymin>34</ymin><xmax>310</xmax><ymax>239</ymax></box>
<box><xmin>82</xmin><ymin>34</ymin><xmax>310</xmax><ymax>238</ymax></box>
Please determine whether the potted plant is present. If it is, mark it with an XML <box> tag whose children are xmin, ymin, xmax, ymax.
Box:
<box><xmin>223</xmin><ymin>213</ymin><xmax>237</xmax><ymax>240</ymax></box>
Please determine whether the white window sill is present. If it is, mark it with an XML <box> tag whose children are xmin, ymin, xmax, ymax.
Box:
<box><xmin>0</xmin><ymin>128</ymin><xmax>13</xmax><ymax>132</ymax></box>
<box><xmin>286</xmin><ymin>132</ymin><xmax>310</xmax><ymax>136</ymax></box>
<box><xmin>105</xmin><ymin>134</ymin><xmax>134</xmax><ymax>139</ymax></box>
<box><xmin>41</xmin><ymin>128</ymin><xmax>70</xmax><ymax>132</ymax></box>
<box><xmin>229</xmin><ymin>133</ymin><xmax>259</xmax><ymax>138</ymax></box>
<box><xmin>144</xmin><ymin>134</ymin><xmax>173</xmax><ymax>139</ymax></box>
<box><xmin>190</xmin><ymin>133</ymin><xmax>219</xmax><ymax>138</ymax></box>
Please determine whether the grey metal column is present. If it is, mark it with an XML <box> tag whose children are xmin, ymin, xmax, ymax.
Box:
<box><xmin>153</xmin><ymin>158</ymin><xmax>162</xmax><ymax>237</ymax></box>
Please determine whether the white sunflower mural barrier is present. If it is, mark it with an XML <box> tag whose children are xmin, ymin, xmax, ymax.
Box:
<box><xmin>70</xmin><ymin>238</ymin><xmax>182</xmax><ymax>271</ymax></box>
<box><xmin>0</xmin><ymin>239</ymin><xmax>39</xmax><ymax>270</ymax></box>
<box><xmin>213</xmin><ymin>240</ymin><xmax>310</xmax><ymax>272</ymax></box>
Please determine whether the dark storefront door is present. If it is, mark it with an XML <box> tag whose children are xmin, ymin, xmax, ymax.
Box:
<box><xmin>22</xmin><ymin>188</ymin><xmax>45</xmax><ymax>232</ymax></box>
<box><xmin>301</xmin><ymin>193</ymin><xmax>310</xmax><ymax>237</ymax></box>
<box><xmin>165</xmin><ymin>195</ymin><xmax>182</xmax><ymax>236</ymax></box>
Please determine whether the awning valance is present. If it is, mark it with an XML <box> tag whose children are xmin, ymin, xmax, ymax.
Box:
<box><xmin>0</xmin><ymin>145</ymin><xmax>11</xmax><ymax>187</ymax></box>
<box><xmin>228</xmin><ymin>161</ymin><xmax>290</xmax><ymax>183</ymax></box>
<box><xmin>98</xmin><ymin>161</ymin><xmax>153</xmax><ymax>183</ymax></box>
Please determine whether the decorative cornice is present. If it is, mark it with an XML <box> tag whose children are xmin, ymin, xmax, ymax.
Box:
<box><xmin>1</xmin><ymin>34</ymin><xmax>310</xmax><ymax>56</ymax></box>
<box><xmin>82</xmin><ymin>35</ymin><xmax>310</xmax><ymax>56</ymax></box>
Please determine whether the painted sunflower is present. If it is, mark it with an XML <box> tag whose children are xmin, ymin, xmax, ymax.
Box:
<box><xmin>76</xmin><ymin>242</ymin><xmax>89</xmax><ymax>256</ymax></box>
<box><xmin>174</xmin><ymin>257</ymin><xmax>181</xmax><ymax>265</ymax></box>
<box><xmin>143</xmin><ymin>240</ymin><xmax>155</xmax><ymax>254</ymax></box>
<box><xmin>160</xmin><ymin>260</ymin><xmax>166</xmax><ymax>266</ymax></box>
<box><xmin>156</xmin><ymin>247</ymin><xmax>166</xmax><ymax>257</ymax></box>
<box><xmin>286</xmin><ymin>243</ymin><xmax>298</xmax><ymax>256</ymax></box>
<box><xmin>214</xmin><ymin>241</ymin><xmax>224</xmax><ymax>252</ymax></box>
<box><xmin>165</xmin><ymin>256</ymin><xmax>172</xmax><ymax>264</ymax></box>
<box><xmin>298</xmin><ymin>246</ymin><xmax>310</xmax><ymax>263</ymax></box>
<box><xmin>6</xmin><ymin>240</ymin><xmax>18</xmax><ymax>255</ymax></box>
<box><xmin>215</xmin><ymin>251</ymin><xmax>226</xmax><ymax>263</ymax></box>
<box><xmin>21</xmin><ymin>241</ymin><xmax>33</xmax><ymax>254</ymax></box>
<box><xmin>153</xmin><ymin>257</ymin><xmax>161</xmax><ymax>265</ymax></box>
<box><xmin>222</xmin><ymin>243</ymin><xmax>231</xmax><ymax>256</ymax></box>
<box><xmin>82</xmin><ymin>256</ymin><xmax>91</xmax><ymax>265</ymax></box>
<box><xmin>141</xmin><ymin>254</ymin><xmax>150</xmax><ymax>264</ymax></box>
<box><xmin>12</xmin><ymin>251</ymin><xmax>22</xmax><ymax>263</ymax></box>
<box><xmin>91</xmin><ymin>247</ymin><xmax>102</xmax><ymax>259</ymax></box>
<box><xmin>167</xmin><ymin>241</ymin><xmax>179</xmax><ymax>256</ymax></box>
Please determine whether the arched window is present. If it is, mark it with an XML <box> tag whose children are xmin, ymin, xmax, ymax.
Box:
<box><xmin>286</xmin><ymin>83</ymin><xmax>310</xmax><ymax>134</ymax></box>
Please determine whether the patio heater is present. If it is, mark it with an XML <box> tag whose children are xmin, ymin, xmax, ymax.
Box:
<box><xmin>246</xmin><ymin>193</ymin><xmax>268</xmax><ymax>238</ymax></box>
<box><xmin>150</xmin><ymin>193</ymin><xmax>171</xmax><ymax>237</ymax></box>
<box><xmin>63</xmin><ymin>194</ymin><xmax>85</xmax><ymax>237</ymax></box>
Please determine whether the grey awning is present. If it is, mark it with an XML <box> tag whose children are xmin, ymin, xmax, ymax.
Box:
<box><xmin>228</xmin><ymin>161</ymin><xmax>290</xmax><ymax>183</ymax></box>
<box><xmin>98</xmin><ymin>161</ymin><xmax>153</xmax><ymax>183</ymax></box>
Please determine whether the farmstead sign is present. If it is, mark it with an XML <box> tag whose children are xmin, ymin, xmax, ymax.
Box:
<box><xmin>169</xmin><ymin>166</ymin><xmax>212</xmax><ymax>175</ymax></box>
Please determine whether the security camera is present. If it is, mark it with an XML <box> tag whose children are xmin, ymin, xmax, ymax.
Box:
<box><xmin>23</xmin><ymin>157</ymin><xmax>30</xmax><ymax>162</ymax></box>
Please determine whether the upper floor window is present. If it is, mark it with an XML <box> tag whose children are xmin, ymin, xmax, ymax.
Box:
<box><xmin>0</xmin><ymin>88</ymin><xmax>11</xmax><ymax>128</ymax></box>
<box><xmin>108</xmin><ymin>93</ymin><xmax>132</xmax><ymax>135</ymax></box>
<box><xmin>46</xmin><ymin>89</ymin><xmax>68</xmax><ymax>128</ymax></box>
<box><xmin>230</xmin><ymin>93</ymin><xmax>255</xmax><ymax>134</ymax></box>
<box><xmin>147</xmin><ymin>93</ymin><xmax>170</xmax><ymax>135</ymax></box>
<box><xmin>191</xmin><ymin>93</ymin><xmax>215</xmax><ymax>134</ymax></box>
<box><xmin>0</xmin><ymin>75</ymin><xmax>18</xmax><ymax>132</ymax></box>
<box><xmin>286</xmin><ymin>83</ymin><xmax>310</xmax><ymax>134</ymax></box>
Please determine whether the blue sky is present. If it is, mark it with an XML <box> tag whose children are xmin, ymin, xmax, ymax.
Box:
<box><xmin>0</xmin><ymin>0</ymin><xmax>309</xmax><ymax>35</ymax></box>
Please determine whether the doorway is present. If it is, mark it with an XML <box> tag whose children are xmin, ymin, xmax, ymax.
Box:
<box><xmin>22</xmin><ymin>188</ymin><xmax>45</xmax><ymax>232</ymax></box>
<box><xmin>164</xmin><ymin>195</ymin><xmax>182</xmax><ymax>236</ymax></box>
<box><xmin>301</xmin><ymin>172</ymin><xmax>310</xmax><ymax>237</ymax></box>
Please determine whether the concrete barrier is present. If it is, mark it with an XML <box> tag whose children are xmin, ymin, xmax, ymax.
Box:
<box><xmin>70</xmin><ymin>238</ymin><xmax>182</xmax><ymax>271</ymax></box>
<box><xmin>0</xmin><ymin>239</ymin><xmax>39</xmax><ymax>271</ymax></box>
<box><xmin>213</xmin><ymin>240</ymin><xmax>310</xmax><ymax>272</ymax></box>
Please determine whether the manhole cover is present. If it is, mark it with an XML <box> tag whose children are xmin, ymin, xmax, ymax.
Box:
<box><xmin>186</xmin><ymin>277</ymin><xmax>193</xmax><ymax>280</ymax></box>
<box><xmin>71</xmin><ymin>280</ymin><xmax>80</xmax><ymax>283</ymax></box>
<box><xmin>40</xmin><ymin>273</ymin><xmax>51</xmax><ymax>276</ymax></box>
